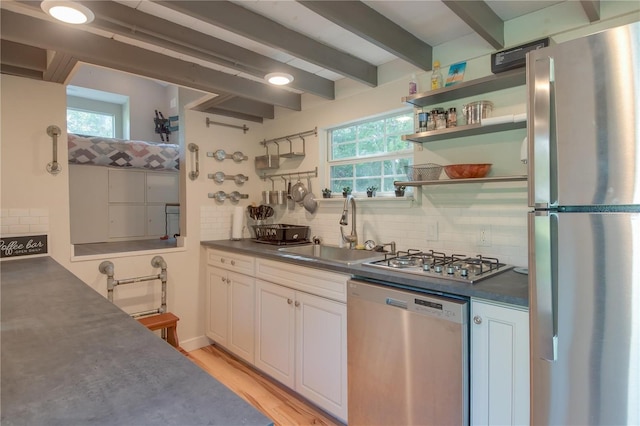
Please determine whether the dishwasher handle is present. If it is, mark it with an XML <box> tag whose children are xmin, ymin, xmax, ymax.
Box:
<box><xmin>386</xmin><ymin>297</ymin><xmax>408</xmax><ymax>309</ymax></box>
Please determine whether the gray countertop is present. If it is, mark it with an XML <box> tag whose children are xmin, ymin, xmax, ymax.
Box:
<box><xmin>1</xmin><ymin>256</ymin><xmax>272</xmax><ymax>426</ymax></box>
<box><xmin>202</xmin><ymin>239</ymin><xmax>529</xmax><ymax>307</ymax></box>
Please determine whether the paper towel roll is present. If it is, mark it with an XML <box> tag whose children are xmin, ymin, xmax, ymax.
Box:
<box><xmin>521</xmin><ymin>137</ymin><xmax>528</xmax><ymax>164</ymax></box>
<box><xmin>231</xmin><ymin>206</ymin><xmax>244</xmax><ymax>240</ymax></box>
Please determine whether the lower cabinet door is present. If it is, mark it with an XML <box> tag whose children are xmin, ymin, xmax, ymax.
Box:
<box><xmin>255</xmin><ymin>279</ymin><xmax>295</xmax><ymax>388</ymax></box>
<box><xmin>471</xmin><ymin>299</ymin><xmax>530</xmax><ymax>426</ymax></box>
<box><xmin>108</xmin><ymin>205</ymin><xmax>146</xmax><ymax>238</ymax></box>
<box><xmin>205</xmin><ymin>266</ymin><xmax>229</xmax><ymax>346</ymax></box>
<box><xmin>295</xmin><ymin>291</ymin><xmax>347</xmax><ymax>422</ymax></box>
<box><xmin>227</xmin><ymin>271</ymin><xmax>255</xmax><ymax>364</ymax></box>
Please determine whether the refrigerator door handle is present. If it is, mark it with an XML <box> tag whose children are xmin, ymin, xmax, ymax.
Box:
<box><xmin>530</xmin><ymin>211</ymin><xmax>558</xmax><ymax>361</ymax></box>
<box><xmin>528</xmin><ymin>55</ymin><xmax>555</xmax><ymax>209</ymax></box>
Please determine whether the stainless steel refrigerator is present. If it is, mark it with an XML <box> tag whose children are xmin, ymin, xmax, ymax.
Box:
<box><xmin>527</xmin><ymin>22</ymin><xmax>639</xmax><ymax>425</ymax></box>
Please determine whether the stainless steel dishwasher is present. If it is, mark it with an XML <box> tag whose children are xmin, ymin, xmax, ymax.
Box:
<box><xmin>347</xmin><ymin>279</ymin><xmax>469</xmax><ymax>425</ymax></box>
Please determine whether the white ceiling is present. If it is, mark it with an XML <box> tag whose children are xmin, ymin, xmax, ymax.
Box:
<box><xmin>0</xmin><ymin>0</ymin><xmax>612</xmax><ymax>121</ymax></box>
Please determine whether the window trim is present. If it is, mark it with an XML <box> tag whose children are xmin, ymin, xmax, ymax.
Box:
<box><xmin>325</xmin><ymin>108</ymin><xmax>414</xmax><ymax>195</ymax></box>
<box><xmin>67</xmin><ymin>94</ymin><xmax>125</xmax><ymax>139</ymax></box>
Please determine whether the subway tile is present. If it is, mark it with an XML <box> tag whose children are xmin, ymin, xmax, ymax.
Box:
<box><xmin>8</xmin><ymin>208</ymin><xmax>29</xmax><ymax>217</ymax></box>
<box><xmin>9</xmin><ymin>225</ymin><xmax>29</xmax><ymax>234</ymax></box>
<box><xmin>29</xmin><ymin>224</ymin><xmax>49</xmax><ymax>233</ymax></box>
<box><xmin>1</xmin><ymin>217</ymin><xmax>19</xmax><ymax>226</ymax></box>
<box><xmin>19</xmin><ymin>217</ymin><xmax>40</xmax><ymax>225</ymax></box>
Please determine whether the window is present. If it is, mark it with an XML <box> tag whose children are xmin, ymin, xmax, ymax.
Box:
<box><xmin>328</xmin><ymin>111</ymin><xmax>413</xmax><ymax>194</ymax></box>
<box><xmin>67</xmin><ymin>108</ymin><xmax>115</xmax><ymax>138</ymax></box>
<box><xmin>66</xmin><ymin>87</ymin><xmax>128</xmax><ymax>139</ymax></box>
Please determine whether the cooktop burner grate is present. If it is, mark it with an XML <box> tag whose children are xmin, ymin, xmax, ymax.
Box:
<box><xmin>365</xmin><ymin>249</ymin><xmax>513</xmax><ymax>284</ymax></box>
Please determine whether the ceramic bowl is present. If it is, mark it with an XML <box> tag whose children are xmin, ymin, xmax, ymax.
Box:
<box><xmin>444</xmin><ymin>163</ymin><xmax>492</xmax><ymax>179</ymax></box>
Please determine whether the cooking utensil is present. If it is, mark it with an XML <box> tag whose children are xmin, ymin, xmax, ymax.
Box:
<box><xmin>462</xmin><ymin>100</ymin><xmax>494</xmax><ymax>124</ymax></box>
<box><xmin>247</xmin><ymin>205</ymin><xmax>258</xmax><ymax>220</ymax></box>
<box><xmin>302</xmin><ymin>177</ymin><xmax>318</xmax><ymax>213</ymax></box>
<box><xmin>291</xmin><ymin>178</ymin><xmax>308</xmax><ymax>203</ymax></box>
<box><xmin>444</xmin><ymin>163</ymin><xmax>492</xmax><ymax>179</ymax></box>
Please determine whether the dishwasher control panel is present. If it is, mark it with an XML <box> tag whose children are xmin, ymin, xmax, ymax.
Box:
<box><xmin>348</xmin><ymin>279</ymin><xmax>468</xmax><ymax>325</ymax></box>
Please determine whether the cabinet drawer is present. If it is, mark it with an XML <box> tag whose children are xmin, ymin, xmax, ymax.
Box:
<box><xmin>256</xmin><ymin>258</ymin><xmax>348</xmax><ymax>302</ymax></box>
<box><xmin>207</xmin><ymin>249</ymin><xmax>255</xmax><ymax>276</ymax></box>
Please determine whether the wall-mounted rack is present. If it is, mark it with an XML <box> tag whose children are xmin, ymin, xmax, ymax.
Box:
<box><xmin>206</xmin><ymin>117</ymin><xmax>249</xmax><ymax>134</ymax></box>
<box><xmin>260</xmin><ymin>166</ymin><xmax>318</xmax><ymax>181</ymax></box>
<box><xmin>208</xmin><ymin>191</ymin><xmax>249</xmax><ymax>202</ymax></box>
<box><xmin>259</xmin><ymin>127</ymin><xmax>317</xmax><ymax>159</ymax></box>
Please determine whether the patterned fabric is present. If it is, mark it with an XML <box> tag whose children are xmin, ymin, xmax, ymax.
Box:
<box><xmin>68</xmin><ymin>133</ymin><xmax>179</xmax><ymax>171</ymax></box>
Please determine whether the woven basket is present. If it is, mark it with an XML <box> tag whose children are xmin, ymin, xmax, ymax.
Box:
<box><xmin>405</xmin><ymin>163</ymin><xmax>442</xmax><ymax>181</ymax></box>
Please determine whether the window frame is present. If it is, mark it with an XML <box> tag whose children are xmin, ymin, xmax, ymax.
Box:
<box><xmin>67</xmin><ymin>107</ymin><xmax>116</xmax><ymax>138</ymax></box>
<box><xmin>66</xmin><ymin>94</ymin><xmax>125</xmax><ymax>139</ymax></box>
<box><xmin>326</xmin><ymin>109</ymin><xmax>414</xmax><ymax>195</ymax></box>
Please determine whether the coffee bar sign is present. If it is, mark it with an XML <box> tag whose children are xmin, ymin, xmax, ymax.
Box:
<box><xmin>0</xmin><ymin>235</ymin><xmax>48</xmax><ymax>258</ymax></box>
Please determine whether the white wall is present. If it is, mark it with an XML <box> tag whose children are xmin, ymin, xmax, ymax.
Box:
<box><xmin>69</xmin><ymin>65</ymin><xmax>171</xmax><ymax>142</ymax></box>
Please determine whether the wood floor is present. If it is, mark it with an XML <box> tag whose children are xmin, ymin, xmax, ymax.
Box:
<box><xmin>187</xmin><ymin>345</ymin><xmax>343</xmax><ymax>426</ymax></box>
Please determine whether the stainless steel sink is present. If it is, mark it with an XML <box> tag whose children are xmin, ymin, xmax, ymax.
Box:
<box><xmin>278</xmin><ymin>244</ymin><xmax>386</xmax><ymax>265</ymax></box>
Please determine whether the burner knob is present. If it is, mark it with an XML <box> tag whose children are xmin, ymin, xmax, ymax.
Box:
<box><xmin>460</xmin><ymin>268</ymin><xmax>469</xmax><ymax>277</ymax></box>
<box><xmin>422</xmin><ymin>264</ymin><xmax>431</xmax><ymax>272</ymax></box>
<box><xmin>434</xmin><ymin>265</ymin><xmax>443</xmax><ymax>273</ymax></box>
<box><xmin>447</xmin><ymin>266</ymin><xmax>455</xmax><ymax>275</ymax></box>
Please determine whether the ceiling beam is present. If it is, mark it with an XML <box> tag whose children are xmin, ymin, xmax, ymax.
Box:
<box><xmin>298</xmin><ymin>0</ymin><xmax>432</xmax><ymax>71</ymax></box>
<box><xmin>1</xmin><ymin>39</ymin><xmax>46</xmax><ymax>72</ymax></box>
<box><xmin>442</xmin><ymin>0</ymin><xmax>504</xmax><ymax>50</ymax></box>
<box><xmin>64</xmin><ymin>0</ymin><xmax>333</xmax><ymax>100</ymax></box>
<box><xmin>158</xmin><ymin>0</ymin><xmax>378</xmax><ymax>87</ymax></box>
<box><xmin>580</xmin><ymin>0</ymin><xmax>601</xmax><ymax>22</ymax></box>
<box><xmin>196</xmin><ymin>95</ymin><xmax>275</xmax><ymax>121</ymax></box>
<box><xmin>44</xmin><ymin>51</ymin><xmax>77</xmax><ymax>83</ymax></box>
<box><xmin>0</xmin><ymin>10</ymin><xmax>301</xmax><ymax>111</ymax></box>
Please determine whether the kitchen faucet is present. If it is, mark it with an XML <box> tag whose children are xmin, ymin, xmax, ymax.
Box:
<box><xmin>339</xmin><ymin>195</ymin><xmax>358</xmax><ymax>249</ymax></box>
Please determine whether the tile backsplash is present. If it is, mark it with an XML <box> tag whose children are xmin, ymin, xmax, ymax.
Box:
<box><xmin>200</xmin><ymin>198</ymin><xmax>529</xmax><ymax>267</ymax></box>
<box><xmin>0</xmin><ymin>208</ymin><xmax>50</xmax><ymax>237</ymax></box>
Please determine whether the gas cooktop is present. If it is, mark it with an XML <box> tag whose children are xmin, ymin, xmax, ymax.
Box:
<box><xmin>364</xmin><ymin>249</ymin><xmax>513</xmax><ymax>284</ymax></box>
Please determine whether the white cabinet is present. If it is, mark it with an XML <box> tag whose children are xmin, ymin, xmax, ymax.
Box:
<box><xmin>205</xmin><ymin>249</ymin><xmax>255</xmax><ymax>364</ymax></box>
<box><xmin>109</xmin><ymin>169</ymin><xmax>145</xmax><ymax>203</ymax></box>
<box><xmin>108</xmin><ymin>205</ymin><xmax>146</xmax><ymax>238</ymax></box>
<box><xmin>255</xmin><ymin>259</ymin><xmax>348</xmax><ymax>422</ymax></box>
<box><xmin>69</xmin><ymin>165</ymin><xmax>109</xmax><ymax>244</ymax></box>
<box><xmin>70</xmin><ymin>166</ymin><xmax>180</xmax><ymax>243</ymax></box>
<box><xmin>254</xmin><ymin>279</ymin><xmax>296</xmax><ymax>386</ymax></box>
<box><xmin>471</xmin><ymin>299</ymin><xmax>530</xmax><ymax>426</ymax></box>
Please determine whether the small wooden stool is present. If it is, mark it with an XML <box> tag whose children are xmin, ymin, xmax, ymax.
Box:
<box><xmin>137</xmin><ymin>312</ymin><xmax>180</xmax><ymax>349</ymax></box>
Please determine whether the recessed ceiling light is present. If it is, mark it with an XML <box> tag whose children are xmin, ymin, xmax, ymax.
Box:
<box><xmin>265</xmin><ymin>72</ymin><xmax>294</xmax><ymax>86</ymax></box>
<box><xmin>41</xmin><ymin>1</ymin><xmax>95</xmax><ymax>24</ymax></box>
